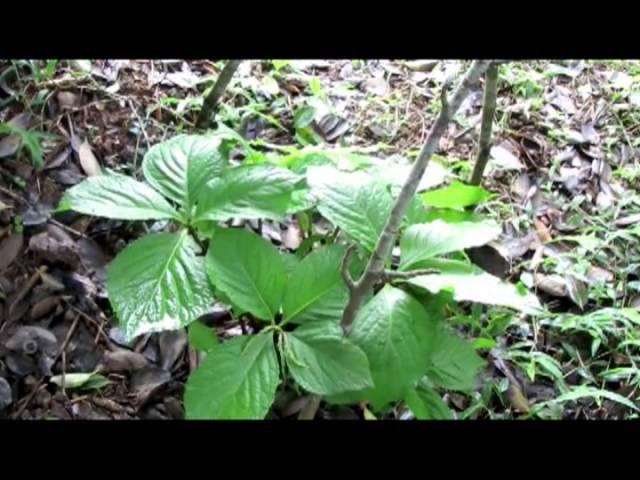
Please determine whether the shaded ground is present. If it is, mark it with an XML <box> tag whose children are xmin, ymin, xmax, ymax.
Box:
<box><xmin>1</xmin><ymin>59</ymin><xmax>639</xmax><ymax>420</ymax></box>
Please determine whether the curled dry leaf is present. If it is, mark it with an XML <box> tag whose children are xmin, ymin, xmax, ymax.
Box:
<box><xmin>99</xmin><ymin>349</ymin><xmax>148</xmax><ymax>373</ymax></box>
<box><xmin>0</xmin><ymin>112</ymin><xmax>31</xmax><ymax>159</ymax></box>
<box><xmin>57</xmin><ymin>91</ymin><xmax>80</xmax><ymax>109</ymax></box>
<box><xmin>512</xmin><ymin>173</ymin><xmax>533</xmax><ymax>201</ymax></box>
<box><xmin>533</xmin><ymin>273</ymin><xmax>567</xmax><ymax>297</ymax></box>
<box><xmin>283</xmin><ymin>220</ymin><xmax>304</xmax><ymax>250</ymax></box>
<box><xmin>0</xmin><ymin>233</ymin><xmax>23</xmax><ymax>271</ymax></box>
<box><xmin>0</xmin><ymin>377</ymin><xmax>12</xmax><ymax>410</ymax></box>
<box><xmin>614</xmin><ymin>213</ymin><xmax>640</xmax><ymax>227</ymax></box>
<box><xmin>508</xmin><ymin>383</ymin><xmax>531</xmax><ymax>413</ymax></box>
<box><xmin>586</xmin><ymin>265</ymin><xmax>614</xmax><ymax>284</ymax></box>
<box><xmin>29</xmin><ymin>296</ymin><xmax>60</xmax><ymax>321</ymax></box>
<box><xmin>490</xmin><ymin>144</ymin><xmax>524</xmax><ymax>171</ymax></box>
<box><xmin>78</xmin><ymin>139</ymin><xmax>101</xmax><ymax>176</ymax></box>
<box><xmin>28</xmin><ymin>230</ymin><xmax>79</xmax><ymax>267</ymax></box>
<box><xmin>533</xmin><ymin>217</ymin><xmax>552</xmax><ymax>243</ymax></box>
<box><xmin>0</xmin><ymin>134</ymin><xmax>21</xmax><ymax>158</ymax></box>
<box><xmin>404</xmin><ymin>60</ymin><xmax>439</xmax><ymax>72</ymax></box>
<box><xmin>130</xmin><ymin>366</ymin><xmax>171</xmax><ymax>405</ymax></box>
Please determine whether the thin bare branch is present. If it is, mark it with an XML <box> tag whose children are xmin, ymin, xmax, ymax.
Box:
<box><xmin>470</xmin><ymin>63</ymin><xmax>499</xmax><ymax>186</ymax></box>
<box><xmin>196</xmin><ymin>60</ymin><xmax>242</xmax><ymax>129</ymax></box>
<box><xmin>340</xmin><ymin>60</ymin><xmax>491</xmax><ymax>333</ymax></box>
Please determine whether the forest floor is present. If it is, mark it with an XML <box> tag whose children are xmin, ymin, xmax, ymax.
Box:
<box><xmin>1</xmin><ymin>59</ymin><xmax>639</xmax><ymax>420</ymax></box>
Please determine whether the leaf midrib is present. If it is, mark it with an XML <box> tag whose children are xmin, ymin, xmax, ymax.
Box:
<box><xmin>284</xmin><ymin>280</ymin><xmax>339</xmax><ymax>323</ymax></box>
<box><xmin>129</xmin><ymin>230</ymin><xmax>188</xmax><ymax>336</ymax></box>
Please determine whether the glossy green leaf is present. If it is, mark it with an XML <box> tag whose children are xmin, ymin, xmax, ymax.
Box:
<box><xmin>405</xmin><ymin>385</ymin><xmax>453</xmax><ymax>420</ymax></box>
<box><xmin>350</xmin><ymin>286</ymin><xmax>438</xmax><ymax>409</ymax></box>
<box><xmin>407</xmin><ymin>270</ymin><xmax>542</xmax><ymax>314</ymax></box>
<box><xmin>425</xmin><ymin>330</ymin><xmax>486</xmax><ymax>391</ymax></box>
<box><xmin>107</xmin><ymin>230</ymin><xmax>213</xmax><ymax>340</ymax></box>
<box><xmin>185</xmin><ymin>333</ymin><xmax>280</xmax><ymax>419</ymax></box>
<box><xmin>195</xmin><ymin>165</ymin><xmax>300</xmax><ymax>223</ymax></box>
<box><xmin>207</xmin><ymin>228</ymin><xmax>286</xmax><ymax>321</ymax></box>
<box><xmin>421</xmin><ymin>181</ymin><xmax>492</xmax><ymax>209</ymax></box>
<box><xmin>294</xmin><ymin>105</ymin><xmax>316</xmax><ymax>129</ymax></box>
<box><xmin>282</xmin><ymin>244</ymin><xmax>348</xmax><ymax>325</ymax></box>
<box><xmin>307</xmin><ymin>165</ymin><xmax>392</xmax><ymax>251</ymax></box>
<box><xmin>399</xmin><ymin>220</ymin><xmax>501</xmax><ymax>270</ymax></box>
<box><xmin>57</xmin><ymin>171</ymin><xmax>179</xmax><ymax>221</ymax></box>
<box><xmin>143</xmin><ymin>134</ymin><xmax>227</xmax><ymax>211</ymax></box>
<box><xmin>284</xmin><ymin>322</ymin><xmax>372</xmax><ymax>396</ymax></box>
<box><xmin>423</xmin><ymin>207</ymin><xmax>483</xmax><ymax>223</ymax></box>
<box><xmin>188</xmin><ymin>320</ymin><xmax>219</xmax><ymax>352</ymax></box>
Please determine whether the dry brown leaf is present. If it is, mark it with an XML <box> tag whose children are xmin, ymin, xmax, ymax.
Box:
<box><xmin>533</xmin><ymin>217</ymin><xmax>552</xmax><ymax>243</ymax></box>
<box><xmin>57</xmin><ymin>91</ymin><xmax>79</xmax><ymax>109</ymax></box>
<box><xmin>404</xmin><ymin>60</ymin><xmax>439</xmax><ymax>72</ymax></box>
<box><xmin>78</xmin><ymin>139</ymin><xmax>101</xmax><ymax>176</ymax></box>
<box><xmin>614</xmin><ymin>213</ymin><xmax>640</xmax><ymax>227</ymax></box>
<box><xmin>508</xmin><ymin>384</ymin><xmax>531</xmax><ymax>413</ymax></box>
<box><xmin>586</xmin><ymin>265</ymin><xmax>614</xmax><ymax>284</ymax></box>
<box><xmin>0</xmin><ymin>233</ymin><xmax>24</xmax><ymax>271</ymax></box>
<box><xmin>283</xmin><ymin>221</ymin><xmax>304</xmax><ymax>250</ymax></box>
<box><xmin>490</xmin><ymin>144</ymin><xmax>524</xmax><ymax>171</ymax></box>
<box><xmin>534</xmin><ymin>273</ymin><xmax>567</xmax><ymax>297</ymax></box>
<box><xmin>29</xmin><ymin>296</ymin><xmax>60</xmax><ymax>321</ymax></box>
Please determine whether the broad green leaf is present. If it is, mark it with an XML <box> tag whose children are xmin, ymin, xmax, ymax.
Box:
<box><xmin>281</xmin><ymin>252</ymin><xmax>301</xmax><ymax>275</ymax></box>
<box><xmin>294</xmin><ymin>105</ymin><xmax>316</xmax><ymax>129</ymax></box>
<box><xmin>195</xmin><ymin>165</ymin><xmax>300</xmax><ymax>223</ymax></box>
<box><xmin>188</xmin><ymin>320</ymin><xmax>219</xmax><ymax>352</ymax></box>
<box><xmin>350</xmin><ymin>286</ymin><xmax>438</xmax><ymax>409</ymax></box>
<box><xmin>57</xmin><ymin>171</ymin><xmax>179</xmax><ymax>221</ymax></box>
<box><xmin>372</xmin><ymin>159</ymin><xmax>449</xmax><ymax>193</ymax></box>
<box><xmin>307</xmin><ymin>165</ymin><xmax>392</xmax><ymax>251</ymax></box>
<box><xmin>407</xmin><ymin>270</ymin><xmax>542</xmax><ymax>314</ymax></box>
<box><xmin>404</xmin><ymin>195</ymin><xmax>429</xmax><ymax>226</ymax></box>
<box><xmin>284</xmin><ymin>322</ymin><xmax>373</xmax><ymax>396</ymax></box>
<box><xmin>407</xmin><ymin>257</ymin><xmax>479</xmax><ymax>274</ymax></box>
<box><xmin>143</xmin><ymin>134</ymin><xmax>227</xmax><ymax>210</ymax></box>
<box><xmin>423</xmin><ymin>207</ymin><xmax>483</xmax><ymax>223</ymax></box>
<box><xmin>287</xmin><ymin>188</ymin><xmax>317</xmax><ymax>214</ymax></box>
<box><xmin>421</xmin><ymin>181</ymin><xmax>492</xmax><ymax>209</ymax></box>
<box><xmin>405</xmin><ymin>385</ymin><xmax>453</xmax><ymax>420</ymax></box>
<box><xmin>185</xmin><ymin>333</ymin><xmax>280</xmax><ymax>419</ymax></box>
<box><xmin>282</xmin><ymin>244</ymin><xmax>348</xmax><ymax>325</ymax></box>
<box><xmin>399</xmin><ymin>220</ymin><xmax>501</xmax><ymax>270</ymax></box>
<box><xmin>107</xmin><ymin>230</ymin><xmax>213</xmax><ymax>340</ymax></box>
<box><xmin>425</xmin><ymin>330</ymin><xmax>485</xmax><ymax>391</ymax></box>
<box><xmin>207</xmin><ymin>228</ymin><xmax>286</xmax><ymax>321</ymax></box>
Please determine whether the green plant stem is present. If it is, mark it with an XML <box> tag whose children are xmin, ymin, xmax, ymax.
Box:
<box><xmin>339</xmin><ymin>60</ymin><xmax>492</xmax><ymax>334</ymax></box>
<box><xmin>196</xmin><ymin>60</ymin><xmax>242</xmax><ymax>129</ymax></box>
<box><xmin>470</xmin><ymin>63</ymin><xmax>499</xmax><ymax>186</ymax></box>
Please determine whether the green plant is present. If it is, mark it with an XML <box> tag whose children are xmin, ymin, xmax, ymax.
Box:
<box><xmin>0</xmin><ymin>122</ymin><xmax>52</xmax><ymax>168</ymax></box>
<box><xmin>57</xmin><ymin>61</ymin><xmax>543</xmax><ymax>420</ymax></box>
<box><xmin>57</xmin><ymin>127</ymin><xmax>541</xmax><ymax>419</ymax></box>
